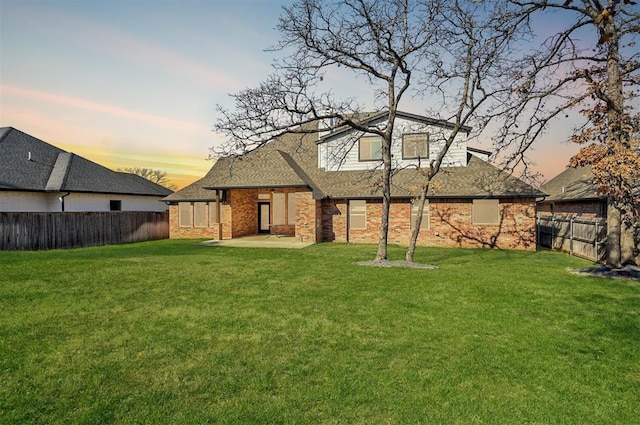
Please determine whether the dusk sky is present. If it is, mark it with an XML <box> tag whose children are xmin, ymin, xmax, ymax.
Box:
<box><xmin>1</xmin><ymin>0</ymin><xmax>586</xmax><ymax>189</ymax></box>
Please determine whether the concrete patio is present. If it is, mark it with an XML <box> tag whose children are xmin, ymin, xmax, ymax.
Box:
<box><xmin>200</xmin><ymin>235</ymin><xmax>315</xmax><ymax>249</ymax></box>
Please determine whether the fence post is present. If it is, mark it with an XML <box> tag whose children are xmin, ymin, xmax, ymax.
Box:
<box><xmin>569</xmin><ymin>217</ymin><xmax>574</xmax><ymax>255</ymax></box>
<box><xmin>595</xmin><ymin>219</ymin><xmax>599</xmax><ymax>263</ymax></box>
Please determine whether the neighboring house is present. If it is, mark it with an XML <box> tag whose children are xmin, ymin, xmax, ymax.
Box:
<box><xmin>164</xmin><ymin>111</ymin><xmax>545</xmax><ymax>250</ymax></box>
<box><xmin>538</xmin><ymin>165</ymin><xmax>607</xmax><ymax>218</ymax></box>
<box><xmin>0</xmin><ymin>127</ymin><xmax>173</xmax><ymax>212</ymax></box>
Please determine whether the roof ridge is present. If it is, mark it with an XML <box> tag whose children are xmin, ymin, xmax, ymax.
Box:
<box><xmin>45</xmin><ymin>152</ymin><xmax>73</xmax><ymax>192</ymax></box>
<box><xmin>277</xmin><ymin>150</ymin><xmax>324</xmax><ymax>199</ymax></box>
<box><xmin>0</xmin><ymin>127</ymin><xmax>14</xmax><ymax>144</ymax></box>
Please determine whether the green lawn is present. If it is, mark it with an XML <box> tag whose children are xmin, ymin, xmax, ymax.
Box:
<box><xmin>1</xmin><ymin>240</ymin><xmax>638</xmax><ymax>424</ymax></box>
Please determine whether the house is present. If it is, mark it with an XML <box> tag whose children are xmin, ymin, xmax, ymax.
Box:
<box><xmin>163</xmin><ymin>111</ymin><xmax>545</xmax><ymax>250</ymax></box>
<box><xmin>0</xmin><ymin>127</ymin><xmax>173</xmax><ymax>212</ymax></box>
<box><xmin>537</xmin><ymin>165</ymin><xmax>607</xmax><ymax>218</ymax></box>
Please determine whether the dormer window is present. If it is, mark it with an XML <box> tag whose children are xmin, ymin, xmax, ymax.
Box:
<box><xmin>359</xmin><ymin>136</ymin><xmax>382</xmax><ymax>161</ymax></box>
<box><xmin>403</xmin><ymin>133</ymin><xmax>429</xmax><ymax>159</ymax></box>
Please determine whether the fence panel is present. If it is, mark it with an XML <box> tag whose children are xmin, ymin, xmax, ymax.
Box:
<box><xmin>0</xmin><ymin>211</ymin><xmax>169</xmax><ymax>250</ymax></box>
<box><xmin>537</xmin><ymin>215</ymin><xmax>607</xmax><ymax>262</ymax></box>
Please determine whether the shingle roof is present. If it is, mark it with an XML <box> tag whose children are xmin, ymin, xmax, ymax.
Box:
<box><xmin>318</xmin><ymin>110</ymin><xmax>473</xmax><ymax>142</ymax></box>
<box><xmin>0</xmin><ymin>127</ymin><xmax>173</xmax><ymax>197</ymax></box>
<box><xmin>540</xmin><ymin>165</ymin><xmax>602</xmax><ymax>202</ymax></box>
<box><xmin>165</xmin><ymin>119</ymin><xmax>543</xmax><ymax>202</ymax></box>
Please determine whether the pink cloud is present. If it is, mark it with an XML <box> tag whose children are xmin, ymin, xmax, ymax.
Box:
<box><xmin>8</xmin><ymin>4</ymin><xmax>255</xmax><ymax>92</ymax></box>
<box><xmin>1</xmin><ymin>85</ymin><xmax>207</xmax><ymax>134</ymax></box>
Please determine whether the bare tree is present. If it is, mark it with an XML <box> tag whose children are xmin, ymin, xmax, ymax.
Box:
<box><xmin>120</xmin><ymin>167</ymin><xmax>177</xmax><ymax>190</ymax></box>
<box><xmin>214</xmin><ymin>0</ymin><xmax>442</xmax><ymax>262</ymax></box>
<box><xmin>404</xmin><ymin>1</ymin><xmax>533</xmax><ymax>262</ymax></box>
<box><xmin>498</xmin><ymin>0</ymin><xmax>640</xmax><ymax>267</ymax></box>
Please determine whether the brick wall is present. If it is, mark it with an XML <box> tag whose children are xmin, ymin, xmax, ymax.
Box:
<box><xmin>171</xmin><ymin>192</ymin><xmax>538</xmax><ymax>250</ymax></box>
<box><xmin>168</xmin><ymin>204</ymin><xmax>220</xmax><ymax>239</ymax></box>
<box><xmin>538</xmin><ymin>200</ymin><xmax>606</xmax><ymax>218</ymax></box>
<box><xmin>321</xmin><ymin>198</ymin><xmax>538</xmax><ymax>250</ymax></box>
<box><xmin>322</xmin><ymin>199</ymin><xmax>347</xmax><ymax>242</ymax></box>
<box><xmin>170</xmin><ymin>188</ymin><xmax>305</xmax><ymax>240</ymax></box>
<box><xmin>296</xmin><ymin>192</ymin><xmax>322</xmax><ymax>242</ymax></box>
<box><xmin>229</xmin><ymin>189</ymin><xmax>258</xmax><ymax>238</ymax></box>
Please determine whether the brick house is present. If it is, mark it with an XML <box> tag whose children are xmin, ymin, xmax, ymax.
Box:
<box><xmin>164</xmin><ymin>111</ymin><xmax>544</xmax><ymax>250</ymax></box>
<box><xmin>537</xmin><ymin>165</ymin><xmax>607</xmax><ymax>219</ymax></box>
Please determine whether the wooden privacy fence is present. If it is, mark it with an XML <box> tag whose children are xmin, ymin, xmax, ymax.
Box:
<box><xmin>537</xmin><ymin>215</ymin><xmax>607</xmax><ymax>263</ymax></box>
<box><xmin>0</xmin><ymin>211</ymin><xmax>169</xmax><ymax>250</ymax></box>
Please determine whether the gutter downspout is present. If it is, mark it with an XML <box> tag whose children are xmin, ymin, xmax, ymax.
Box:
<box><xmin>59</xmin><ymin>192</ymin><xmax>70</xmax><ymax>212</ymax></box>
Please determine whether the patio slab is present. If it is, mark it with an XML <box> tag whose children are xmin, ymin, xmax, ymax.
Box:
<box><xmin>200</xmin><ymin>235</ymin><xmax>314</xmax><ymax>249</ymax></box>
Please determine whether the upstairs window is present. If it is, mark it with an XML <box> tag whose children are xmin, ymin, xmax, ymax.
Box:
<box><xmin>403</xmin><ymin>133</ymin><xmax>429</xmax><ymax>160</ymax></box>
<box><xmin>110</xmin><ymin>200</ymin><xmax>122</xmax><ymax>211</ymax></box>
<box><xmin>359</xmin><ymin>136</ymin><xmax>382</xmax><ymax>161</ymax></box>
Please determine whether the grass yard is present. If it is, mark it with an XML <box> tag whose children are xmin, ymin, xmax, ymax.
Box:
<box><xmin>1</xmin><ymin>240</ymin><xmax>639</xmax><ymax>424</ymax></box>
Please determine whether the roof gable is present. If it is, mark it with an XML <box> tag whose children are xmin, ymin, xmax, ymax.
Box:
<box><xmin>165</xmin><ymin>115</ymin><xmax>541</xmax><ymax>202</ymax></box>
<box><xmin>540</xmin><ymin>165</ymin><xmax>601</xmax><ymax>201</ymax></box>
<box><xmin>318</xmin><ymin>110</ymin><xmax>472</xmax><ymax>143</ymax></box>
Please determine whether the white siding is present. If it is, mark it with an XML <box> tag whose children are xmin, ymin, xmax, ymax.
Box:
<box><xmin>0</xmin><ymin>192</ymin><xmax>56</xmax><ymax>212</ymax></box>
<box><xmin>317</xmin><ymin>116</ymin><xmax>468</xmax><ymax>172</ymax></box>
<box><xmin>63</xmin><ymin>193</ymin><xmax>168</xmax><ymax>212</ymax></box>
<box><xmin>0</xmin><ymin>191</ymin><xmax>168</xmax><ymax>212</ymax></box>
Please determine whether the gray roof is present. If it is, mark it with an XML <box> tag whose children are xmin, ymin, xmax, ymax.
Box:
<box><xmin>165</xmin><ymin>121</ymin><xmax>543</xmax><ymax>202</ymax></box>
<box><xmin>540</xmin><ymin>165</ymin><xmax>602</xmax><ymax>202</ymax></box>
<box><xmin>318</xmin><ymin>110</ymin><xmax>473</xmax><ymax>142</ymax></box>
<box><xmin>0</xmin><ymin>127</ymin><xmax>173</xmax><ymax>197</ymax></box>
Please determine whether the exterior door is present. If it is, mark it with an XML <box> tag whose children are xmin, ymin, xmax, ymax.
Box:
<box><xmin>258</xmin><ymin>202</ymin><xmax>270</xmax><ymax>233</ymax></box>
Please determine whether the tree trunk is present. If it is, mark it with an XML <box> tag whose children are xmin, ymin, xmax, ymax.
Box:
<box><xmin>405</xmin><ymin>186</ymin><xmax>429</xmax><ymax>263</ymax></box>
<box><xmin>375</xmin><ymin>138</ymin><xmax>393</xmax><ymax>262</ymax></box>
<box><xmin>606</xmin><ymin>201</ymin><xmax>622</xmax><ymax>268</ymax></box>
<box><xmin>603</xmin><ymin>14</ymin><xmax>628</xmax><ymax>268</ymax></box>
<box><xmin>620</xmin><ymin>207</ymin><xmax>636</xmax><ymax>266</ymax></box>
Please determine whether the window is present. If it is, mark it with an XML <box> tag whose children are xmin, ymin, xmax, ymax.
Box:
<box><xmin>179</xmin><ymin>202</ymin><xmax>192</xmax><ymax>227</ymax></box>
<box><xmin>473</xmin><ymin>199</ymin><xmax>499</xmax><ymax>225</ymax></box>
<box><xmin>287</xmin><ymin>192</ymin><xmax>296</xmax><ymax>225</ymax></box>
<box><xmin>403</xmin><ymin>133</ymin><xmax>429</xmax><ymax>159</ymax></box>
<box><xmin>359</xmin><ymin>136</ymin><xmax>382</xmax><ymax>161</ymax></box>
<box><xmin>110</xmin><ymin>200</ymin><xmax>122</xmax><ymax>211</ymax></box>
<box><xmin>272</xmin><ymin>193</ymin><xmax>286</xmax><ymax>225</ymax></box>
<box><xmin>194</xmin><ymin>202</ymin><xmax>207</xmax><ymax>227</ymax></box>
<box><xmin>209</xmin><ymin>201</ymin><xmax>218</xmax><ymax>225</ymax></box>
<box><xmin>411</xmin><ymin>199</ymin><xmax>429</xmax><ymax>230</ymax></box>
<box><xmin>349</xmin><ymin>200</ymin><xmax>367</xmax><ymax>229</ymax></box>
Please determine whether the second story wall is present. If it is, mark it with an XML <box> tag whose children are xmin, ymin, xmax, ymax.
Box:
<box><xmin>317</xmin><ymin>116</ymin><xmax>469</xmax><ymax>172</ymax></box>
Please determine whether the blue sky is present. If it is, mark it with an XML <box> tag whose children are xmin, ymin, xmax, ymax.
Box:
<box><xmin>1</xmin><ymin>0</ymin><xmax>584</xmax><ymax>188</ymax></box>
